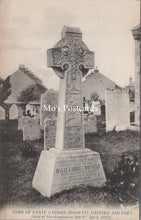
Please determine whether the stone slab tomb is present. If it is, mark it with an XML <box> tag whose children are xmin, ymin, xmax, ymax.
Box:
<box><xmin>32</xmin><ymin>26</ymin><xmax>106</xmax><ymax>197</ymax></box>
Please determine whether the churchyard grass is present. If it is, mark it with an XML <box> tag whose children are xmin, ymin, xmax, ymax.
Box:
<box><xmin>0</xmin><ymin>130</ymin><xmax>139</xmax><ymax>207</ymax></box>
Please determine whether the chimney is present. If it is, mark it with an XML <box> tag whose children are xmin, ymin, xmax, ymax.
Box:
<box><xmin>129</xmin><ymin>76</ymin><xmax>133</xmax><ymax>85</ymax></box>
<box><xmin>94</xmin><ymin>66</ymin><xmax>99</xmax><ymax>73</ymax></box>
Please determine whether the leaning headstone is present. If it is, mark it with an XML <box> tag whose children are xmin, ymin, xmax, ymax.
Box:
<box><xmin>0</xmin><ymin>106</ymin><xmax>5</xmax><ymax>120</ymax></box>
<box><xmin>40</xmin><ymin>89</ymin><xmax>58</xmax><ymax>129</ymax></box>
<box><xmin>105</xmin><ymin>88</ymin><xmax>130</xmax><ymax>132</ymax></box>
<box><xmin>44</xmin><ymin>118</ymin><xmax>57</xmax><ymax>150</ymax></box>
<box><xmin>33</xmin><ymin>26</ymin><xmax>106</xmax><ymax>197</ymax></box>
<box><xmin>23</xmin><ymin>118</ymin><xmax>41</xmax><ymax>141</ymax></box>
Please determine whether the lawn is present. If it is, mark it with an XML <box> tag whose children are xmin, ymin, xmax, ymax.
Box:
<box><xmin>0</xmin><ymin>129</ymin><xmax>140</xmax><ymax>208</ymax></box>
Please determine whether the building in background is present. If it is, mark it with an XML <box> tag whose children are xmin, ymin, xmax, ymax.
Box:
<box><xmin>3</xmin><ymin>65</ymin><xmax>47</xmax><ymax>119</ymax></box>
<box><xmin>82</xmin><ymin>68</ymin><xmax>121</xmax><ymax>121</ymax></box>
<box><xmin>124</xmin><ymin>76</ymin><xmax>135</xmax><ymax>123</ymax></box>
<box><xmin>82</xmin><ymin>68</ymin><xmax>120</xmax><ymax>101</ymax></box>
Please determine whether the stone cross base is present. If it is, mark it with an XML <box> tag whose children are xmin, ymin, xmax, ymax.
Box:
<box><xmin>32</xmin><ymin>148</ymin><xmax>106</xmax><ymax>197</ymax></box>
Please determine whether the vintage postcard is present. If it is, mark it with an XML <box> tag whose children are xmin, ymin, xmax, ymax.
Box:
<box><xmin>0</xmin><ymin>0</ymin><xmax>140</xmax><ymax>220</ymax></box>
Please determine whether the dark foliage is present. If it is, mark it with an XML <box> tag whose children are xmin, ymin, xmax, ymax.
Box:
<box><xmin>20</xmin><ymin>142</ymin><xmax>37</xmax><ymax>158</ymax></box>
<box><xmin>0</xmin><ymin>76</ymin><xmax>11</xmax><ymax>105</ymax></box>
<box><xmin>17</xmin><ymin>85</ymin><xmax>40</xmax><ymax>104</ymax></box>
<box><xmin>90</xmin><ymin>92</ymin><xmax>99</xmax><ymax>101</ymax></box>
<box><xmin>0</xmin><ymin>77</ymin><xmax>3</xmax><ymax>84</ymax></box>
<box><xmin>106</xmin><ymin>153</ymin><xmax>140</xmax><ymax>204</ymax></box>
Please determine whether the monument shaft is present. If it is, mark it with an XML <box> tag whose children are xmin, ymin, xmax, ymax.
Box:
<box><xmin>56</xmin><ymin>71</ymin><xmax>84</xmax><ymax>150</ymax></box>
<box><xmin>33</xmin><ymin>26</ymin><xmax>106</xmax><ymax>197</ymax></box>
<box><xmin>47</xmin><ymin>27</ymin><xmax>94</xmax><ymax>150</ymax></box>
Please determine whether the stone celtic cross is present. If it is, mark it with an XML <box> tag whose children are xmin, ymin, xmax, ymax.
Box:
<box><xmin>33</xmin><ymin>27</ymin><xmax>105</xmax><ymax>197</ymax></box>
<box><xmin>47</xmin><ymin>26</ymin><xmax>94</xmax><ymax>150</ymax></box>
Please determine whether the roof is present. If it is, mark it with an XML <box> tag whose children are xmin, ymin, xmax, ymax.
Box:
<box><xmin>132</xmin><ymin>23</ymin><xmax>141</xmax><ymax>40</ymax></box>
<box><xmin>4</xmin><ymin>65</ymin><xmax>47</xmax><ymax>104</ymax></box>
<box><xmin>19</xmin><ymin>64</ymin><xmax>47</xmax><ymax>90</ymax></box>
<box><xmin>132</xmin><ymin>23</ymin><xmax>141</xmax><ymax>31</ymax></box>
<box><xmin>82</xmin><ymin>68</ymin><xmax>120</xmax><ymax>88</ymax></box>
<box><xmin>28</xmin><ymin>101</ymin><xmax>40</xmax><ymax>105</ymax></box>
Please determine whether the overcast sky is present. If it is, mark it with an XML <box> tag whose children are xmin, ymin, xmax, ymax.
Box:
<box><xmin>0</xmin><ymin>0</ymin><xmax>140</xmax><ymax>90</ymax></box>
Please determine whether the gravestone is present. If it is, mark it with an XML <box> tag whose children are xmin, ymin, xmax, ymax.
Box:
<box><xmin>23</xmin><ymin>118</ymin><xmax>41</xmax><ymax>141</ymax></box>
<box><xmin>9</xmin><ymin>104</ymin><xmax>18</xmax><ymax>119</ymax></box>
<box><xmin>83</xmin><ymin>115</ymin><xmax>97</xmax><ymax>134</ymax></box>
<box><xmin>91</xmin><ymin>100</ymin><xmax>101</xmax><ymax>116</ymax></box>
<box><xmin>33</xmin><ymin>26</ymin><xmax>106</xmax><ymax>197</ymax></box>
<box><xmin>40</xmin><ymin>89</ymin><xmax>58</xmax><ymax>129</ymax></box>
<box><xmin>18</xmin><ymin>116</ymin><xmax>30</xmax><ymax>130</ymax></box>
<box><xmin>0</xmin><ymin>106</ymin><xmax>5</xmax><ymax>120</ymax></box>
<box><xmin>44</xmin><ymin>118</ymin><xmax>56</xmax><ymax>150</ymax></box>
<box><xmin>105</xmin><ymin>88</ymin><xmax>130</xmax><ymax>132</ymax></box>
<box><xmin>18</xmin><ymin>106</ymin><xmax>24</xmax><ymax>119</ymax></box>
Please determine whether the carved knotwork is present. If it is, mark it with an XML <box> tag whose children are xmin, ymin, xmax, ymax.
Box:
<box><xmin>47</xmin><ymin>26</ymin><xmax>94</xmax><ymax>149</ymax></box>
<box><xmin>47</xmin><ymin>28</ymin><xmax>94</xmax><ymax>77</ymax></box>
